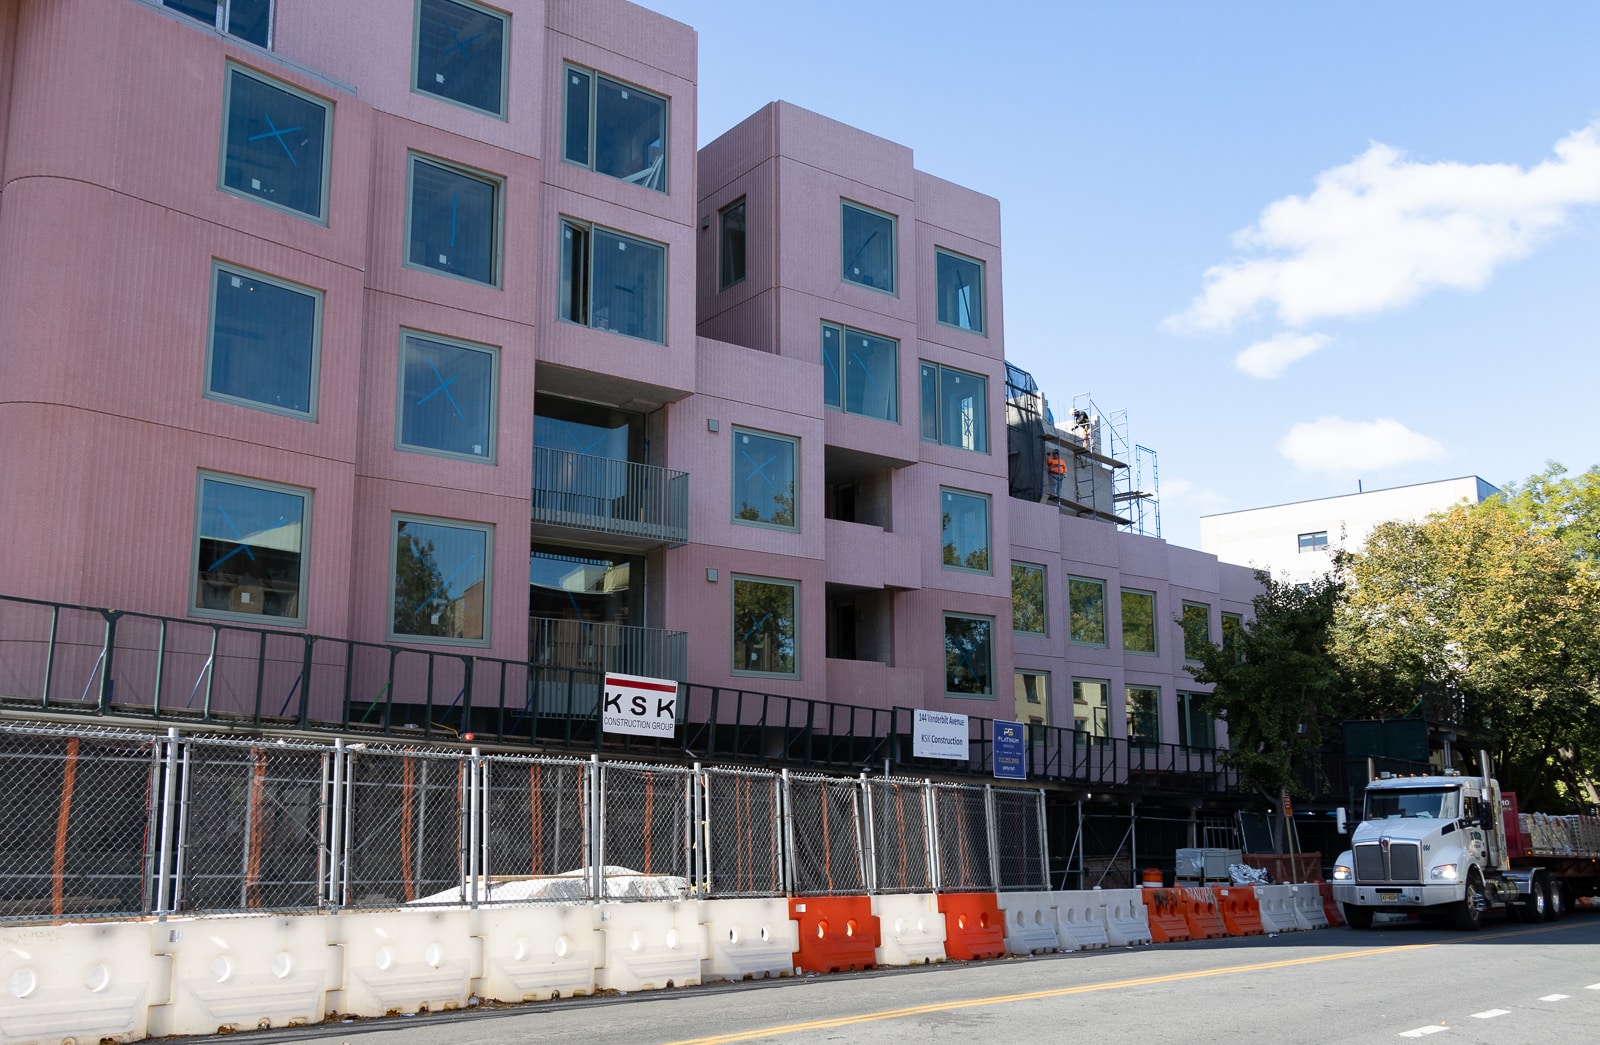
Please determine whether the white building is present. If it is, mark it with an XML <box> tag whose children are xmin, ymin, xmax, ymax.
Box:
<box><xmin>1200</xmin><ymin>477</ymin><xmax>1500</xmax><ymax>583</ymax></box>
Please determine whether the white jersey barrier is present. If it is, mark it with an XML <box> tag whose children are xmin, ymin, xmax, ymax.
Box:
<box><xmin>1290</xmin><ymin>884</ymin><xmax>1329</xmax><ymax>930</ymax></box>
<box><xmin>697</xmin><ymin>898</ymin><xmax>798</xmax><ymax>982</ymax></box>
<box><xmin>594</xmin><ymin>901</ymin><xmax>705</xmax><ymax>992</ymax></box>
<box><xmin>996</xmin><ymin>891</ymin><xmax>1062</xmax><ymax>954</ymax></box>
<box><xmin>150</xmin><ymin>915</ymin><xmax>332</xmax><ymax>1037</ymax></box>
<box><xmin>872</xmin><ymin>893</ymin><xmax>947</xmax><ymax>966</ymax></box>
<box><xmin>0</xmin><ymin>921</ymin><xmax>161</xmax><ymax>1045</ymax></box>
<box><xmin>1254</xmin><ymin>884</ymin><xmax>1301</xmax><ymax>933</ymax></box>
<box><xmin>472</xmin><ymin>903</ymin><xmax>599</xmax><ymax>1002</ymax></box>
<box><xmin>326</xmin><ymin>909</ymin><xmax>475</xmax><ymax>1017</ymax></box>
<box><xmin>1095</xmin><ymin>888</ymin><xmax>1154</xmax><ymax>946</ymax></box>
<box><xmin>1053</xmin><ymin>891</ymin><xmax>1112</xmax><ymax>950</ymax></box>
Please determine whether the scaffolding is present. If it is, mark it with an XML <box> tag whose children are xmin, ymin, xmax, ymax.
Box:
<box><xmin>1072</xmin><ymin>396</ymin><xmax>1161</xmax><ymax>540</ymax></box>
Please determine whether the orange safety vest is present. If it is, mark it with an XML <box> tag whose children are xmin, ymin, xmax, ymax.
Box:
<box><xmin>1047</xmin><ymin>454</ymin><xmax>1066</xmax><ymax>476</ymax></box>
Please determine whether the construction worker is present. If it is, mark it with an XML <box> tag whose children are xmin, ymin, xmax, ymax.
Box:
<box><xmin>1046</xmin><ymin>449</ymin><xmax>1066</xmax><ymax>498</ymax></box>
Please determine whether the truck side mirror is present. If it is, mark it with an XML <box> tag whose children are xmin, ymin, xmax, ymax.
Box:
<box><xmin>1336</xmin><ymin>807</ymin><xmax>1348</xmax><ymax>835</ymax></box>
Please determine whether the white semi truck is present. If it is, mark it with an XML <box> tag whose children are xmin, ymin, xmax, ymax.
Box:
<box><xmin>1331</xmin><ymin>753</ymin><xmax>1600</xmax><ymax>930</ymax></box>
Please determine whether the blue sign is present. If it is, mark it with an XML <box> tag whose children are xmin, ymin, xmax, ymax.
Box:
<box><xmin>992</xmin><ymin>720</ymin><xmax>1027</xmax><ymax>780</ymax></box>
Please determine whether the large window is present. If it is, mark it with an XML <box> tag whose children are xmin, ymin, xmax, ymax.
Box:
<box><xmin>391</xmin><ymin>516</ymin><xmax>491</xmax><ymax>644</ymax></box>
<box><xmin>940</xmin><ymin>489</ymin><xmax>990</xmax><ymax>572</ymax></box>
<box><xmin>413</xmin><ymin>0</ymin><xmax>507</xmax><ymax>117</ymax></box>
<box><xmin>841</xmin><ymin>201</ymin><xmax>895</xmax><ymax>292</ymax></box>
<box><xmin>563</xmin><ymin>64</ymin><xmax>667</xmax><ymax>192</ymax></box>
<box><xmin>935</xmin><ymin>249</ymin><xmax>984</xmax><ymax>333</ymax></box>
<box><xmin>1122</xmin><ymin>589</ymin><xmax>1157</xmax><ymax>654</ymax></box>
<box><xmin>407</xmin><ymin>155</ymin><xmax>502</xmax><ymax>286</ymax></box>
<box><xmin>1178</xmin><ymin>692</ymin><xmax>1215</xmax><ymax>751</ymax></box>
<box><xmin>719</xmin><ymin>197</ymin><xmax>746</xmax><ymax>289</ymax></box>
<box><xmin>205</xmin><ymin>263</ymin><xmax>320</xmax><ymax>418</ymax></box>
<box><xmin>164</xmin><ymin>0</ymin><xmax>271</xmax><ymax>47</ymax></box>
<box><xmin>1181</xmin><ymin>601</ymin><xmax>1211</xmax><ymax>662</ymax></box>
<box><xmin>821</xmin><ymin>323</ymin><xmax>897</xmax><ymax>422</ymax></box>
<box><xmin>193</xmin><ymin>473</ymin><xmax>308</xmax><ymax>624</ymax></box>
<box><xmin>1011</xmin><ymin>562</ymin><xmax>1046</xmax><ymax>636</ymax></box>
<box><xmin>1072</xmin><ymin>678</ymin><xmax>1109</xmax><ymax>740</ymax></box>
<box><xmin>1127</xmin><ymin>686</ymin><xmax>1160</xmax><ymax>747</ymax></box>
<box><xmin>919</xmin><ymin>363</ymin><xmax>987</xmax><ymax>452</ymax></box>
<box><xmin>220</xmin><ymin>64</ymin><xmax>330</xmax><ymax>221</ymax></box>
<box><xmin>1069</xmin><ymin>577</ymin><xmax>1107</xmax><ymax>646</ymax></box>
<box><xmin>732</xmin><ymin>428</ymin><xmax>797</xmax><ymax>530</ymax></box>
<box><xmin>559</xmin><ymin>220</ymin><xmax>666</xmax><ymax>343</ymax></box>
<box><xmin>398</xmin><ymin>331</ymin><xmax>498</xmax><ymax>462</ymax></box>
<box><xmin>944</xmin><ymin>613</ymin><xmax>993</xmax><ymax>697</ymax></box>
<box><xmin>732</xmin><ymin>576</ymin><xmax>797</xmax><ymax>677</ymax></box>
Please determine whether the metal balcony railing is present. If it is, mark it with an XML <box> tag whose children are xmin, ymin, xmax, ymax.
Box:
<box><xmin>529</xmin><ymin>615</ymin><xmax>686</xmax><ymax>681</ymax></box>
<box><xmin>530</xmin><ymin>446</ymin><xmax>689</xmax><ymax>546</ymax></box>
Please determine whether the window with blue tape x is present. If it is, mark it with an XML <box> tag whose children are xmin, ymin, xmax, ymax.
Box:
<box><xmin>399</xmin><ymin>332</ymin><xmax>498</xmax><ymax>462</ymax></box>
<box><xmin>193</xmin><ymin>473</ymin><xmax>308</xmax><ymax>623</ymax></box>
<box><xmin>732</xmin><ymin>428</ymin><xmax>797</xmax><ymax>530</ymax></box>
<box><xmin>220</xmin><ymin>64</ymin><xmax>329</xmax><ymax>221</ymax></box>
<box><xmin>413</xmin><ymin>0</ymin><xmax>507</xmax><ymax>117</ymax></box>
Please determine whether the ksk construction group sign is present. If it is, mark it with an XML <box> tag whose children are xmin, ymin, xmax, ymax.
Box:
<box><xmin>601</xmin><ymin>673</ymin><xmax>680</xmax><ymax>737</ymax></box>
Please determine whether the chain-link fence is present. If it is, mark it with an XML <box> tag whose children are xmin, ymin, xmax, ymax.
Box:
<box><xmin>0</xmin><ymin>723</ymin><xmax>1049</xmax><ymax>921</ymax></box>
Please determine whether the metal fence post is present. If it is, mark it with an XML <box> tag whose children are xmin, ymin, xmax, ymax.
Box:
<box><xmin>859</xmin><ymin>772</ymin><xmax>876</xmax><ymax>894</ymax></box>
<box><xmin>468</xmin><ymin>747</ymin><xmax>482</xmax><ymax>908</ymax></box>
<box><xmin>779</xmin><ymin>769</ymin><xmax>796</xmax><ymax>897</ymax></box>
<box><xmin>924</xmin><ymin>779</ymin><xmax>940</xmax><ymax>894</ymax></box>
<box><xmin>1036</xmin><ymin>788</ymin><xmax>1050</xmax><ymax>890</ymax></box>
<box><xmin>984</xmin><ymin>784</ymin><xmax>1000</xmax><ymax>890</ymax></box>
<box><xmin>589</xmin><ymin>754</ymin><xmax>603</xmax><ymax>900</ymax></box>
<box><xmin>154</xmin><ymin>727</ymin><xmax>180</xmax><ymax>917</ymax></box>
<box><xmin>692</xmin><ymin>762</ymin><xmax>707</xmax><ymax>896</ymax></box>
<box><xmin>327</xmin><ymin>739</ymin><xmax>347</xmax><ymax>907</ymax></box>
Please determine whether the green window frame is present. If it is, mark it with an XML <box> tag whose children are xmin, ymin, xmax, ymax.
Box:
<box><xmin>719</xmin><ymin>196</ymin><xmax>746</xmax><ymax>289</ymax></box>
<box><xmin>732</xmin><ymin>427</ymin><xmax>798</xmax><ymax>530</ymax></box>
<box><xmin>934</xmin><ymin>248</ymin><xmax>984</xmax><ymax>333</ymax></box>
<box><xmin>732</xmin><ymin>575</ymin><xmax>798</xmax><ymax>678</ymax></box>
<box><xmin>205</xmin><ymin>262</ymin><xmax>321</xmax><ymax>420</ymax></box>
<box><xmin>1121</xmin><ymin>588</ymin><xmax>1157</xmax><ymax>654</ymax></box>
<box><xmin>1178</xmin><ymin>691</ymin><xmax>1215</xmax><ymax>751</ymax></box>
<box><xmin>1181</xmin><ymin>600</ymin><xmax>1212</xmax><ymax>662</ymax></box>
<box><xmin>1069</xmin><ymin>576</ymin><xmax>1107</xmax><ymax>646</ymax></box>
<box><xmin>944</xmin><ymin>613</ymin><xmax>994</xmax><ymax>697</ymax></box>
<box><xmin>390</xmin><ymin>514</ymin><xmax>492</xmax><ymax>645</ymax></box>
<box><xmin>397</xmin><ymin>330</ymin><xmax>499</xmax><ymax>462</ymax></box>
<box><xmin>821</xmin><ymin>322</ymin><xmax>898</xmax><ymax>422</ymax></box>
<box><xmin>219</xmin><ymin>63</ymin><xmax>331</xmax><ymax>222</ymax></box>
<box><xmin>562</xmin><ymin>63</ymin><xmax>668</xmax><ymax>192</ymax></box>
<box><xmin>1126</xmin><ymin>686</ymin><xmax>1160</xmax><ymax>747</ymax></box>
<box><xmin>919</xmin><ymin>362</ymin><xmax>988</xmax><ymax>452</ymax></box>
<box><xmin>1072</xmin><ymin>678</ymin><xmax>1109</xmax><ymax>741</ymax></box>
<box><xmin>164</xmin><ymin>1</ymin><xmax>271</xmax><ymax>48</ymax></box>
<box><xmin>940</xmin><ymin>489</ymin><xmax>991</xmax><ymax>573</ymax></box>
<box><xmin>412</xmin><ymin>0</ymin><xmax>508</xmax><ymax>117</ymax></box>
<box><xmin>1011</xmin><ymin>562</ymin><xmax>1046</xmax><ymax>636</ymax></box>
<box><xmin>559</xmin><ymin>219</ymin><xmax>667</xmax><ymax>343</ymax></box>
<box><xmin>1221</xmin><ymin>611</ymin><xmax>1244</xmax><ymax>660</ymax></box>
<box><xmin>192</xmin><ymin>472</ymin><xmax>309</xmax><ymax>626</ymax></box>
<box><xmin>841</xmin><ymin>200</ymin><xmax>895</xmax><ymax>293</ymax></box>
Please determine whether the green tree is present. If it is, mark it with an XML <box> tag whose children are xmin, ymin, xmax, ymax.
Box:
<box><xmin>1188</xmin><ymin>570</ymin><xmax>1349</xmax><ymax>799</ymax></box>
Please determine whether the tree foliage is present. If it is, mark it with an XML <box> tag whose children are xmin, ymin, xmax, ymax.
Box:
<box><xmin>1188</xmin><ymin>571</ymin><xmax>1350</xmax><ymax>799</ymax></box>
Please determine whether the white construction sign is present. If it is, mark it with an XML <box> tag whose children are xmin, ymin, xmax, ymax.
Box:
<box><xmin>913</xmin><ymin>709</ymin><xmax>969</xmax><ymax>760</ymax></box>
<box><xmin>602</xmin><ymin>672</ymin><xmax>680</xmax><ymax>737</ymax></box>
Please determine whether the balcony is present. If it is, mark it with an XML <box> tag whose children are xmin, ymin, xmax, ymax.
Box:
<box><xmin>531</xmin><ymin>446</ymin><xmax>689</xmax><ymax>550</ymax></box>
<box><xmin>529</xmin><ymin>616</ymin><xmax>687</xmax><ymax>681</ymax></box>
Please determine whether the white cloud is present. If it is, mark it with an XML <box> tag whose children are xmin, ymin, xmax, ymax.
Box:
<box><xmin>1162</xmin><ymin>477</ymin><xmax>1230</xmax><ymax>515</ymax></box>
<box><xmin>1279</xmin><ymin>417</ymin><xmax>1446</xmax><ymax>475</ymax></box>
<box><xmin>1164</xmin><ymin>121</ymin><xmax>1600</xmax><ymax>333</ymax></box>
<box><xmin>1234</xmin><ymin>332</ymin><xmax>1331</xmax><ymax>378</ymax></box>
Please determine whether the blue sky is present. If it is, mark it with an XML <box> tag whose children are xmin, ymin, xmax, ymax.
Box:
<box><xmin>640</xmin><ymin>0</ymin><xmax>1600</xmax><ymax>550</ymax></box>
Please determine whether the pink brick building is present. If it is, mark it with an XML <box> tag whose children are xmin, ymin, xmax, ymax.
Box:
<box><xmin>0</xmin><ymin>0</ymin><xmax>1255</xmax><ymax>753</ymax></box>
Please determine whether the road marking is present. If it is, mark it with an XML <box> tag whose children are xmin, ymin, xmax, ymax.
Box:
<box><xmin>1588</xmin><ymin>983</ymin><xmax>1600</xmax><ymax>990</ymax></box>
<box><xmin>1539</xmin><ymin>994</ymin><xmax>1569</xmax><ymax>1001</ymax></box>
<box><xmin>1399</xmin><ymin>1027</ymin><xmax>1448</xmax><ymax>1038</ymax></box>
<box><xmin>1470</xmin><ymin>1009</ymin><xmax>1509</xmax><ymax>1019</ymax></box>
<box><xmin>661</xmin><ymin>944</ymin><xmax>1441</xmax><ymax>1045</ymax></box>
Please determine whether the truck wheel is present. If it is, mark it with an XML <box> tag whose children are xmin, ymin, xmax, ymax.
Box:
<box><xmin>1453</xmin><ymin>873</ymin><xmax>1485</xmax><ymax>931</ymax></box>
<box><xmin>1344</xmin><ymin>904</ymin><xmax>1374</xmax><ymax>930</ymax></box>
<box><xmin>1521</xmin><ymin>875</ymin><xmax>1548</xmax><ymax>922</ymax></box>
<box><xmin>1545</xmin><ymin>878</ymin><xmax>1567</xmax><ymax>922</ymax></box>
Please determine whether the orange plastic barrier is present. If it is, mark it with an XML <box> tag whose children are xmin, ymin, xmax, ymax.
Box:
<box><xmin>1181</xmin><ymin>886</ymin><xmax>1227</xmax><ymax>939</ymax></box>
<box><xmin>1143</xmin><ymin>889</ymin><xmax>1192</xmax><ymax>943</ymax></box>
<box><xmin>790</xmin><ymin>896</ymin><xmax>879</xmax><ymax>973</ymax></box>
<box><xmin>937</xmin><ymin>893</ymin><xmax>1006</xmax><ymax>961</ymax></box>
<box><xmin>1212</xmin><ymin>885</ymin><xmax>1265</xmax><ymax>936</ymax></box>
<box><xmin>1318</xmin><ymin>883</ymin><xmax>1345</xmax><ymax>927</ymax></box>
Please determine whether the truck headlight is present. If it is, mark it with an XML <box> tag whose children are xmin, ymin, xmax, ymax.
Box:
<box><xmin>1332</xmin><ymin>864</ymin><xmax>1352</xmax><ymax>881</ymax></box>
<box><xmin>1429</xmin><ymin>864</ymin><xmax>1458</xmax><ymax>881</ymax></box>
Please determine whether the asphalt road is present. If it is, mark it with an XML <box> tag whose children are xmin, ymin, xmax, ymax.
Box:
<box><xmin>221</xmin><ymin>911</ymin><xmax>1600</xmax><ymax>1045</ymax></box>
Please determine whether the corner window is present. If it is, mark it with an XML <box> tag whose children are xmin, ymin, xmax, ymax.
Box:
<box><xmin>1178</xmin><ymin>692</ymin><xmax>1215</xmax><ymax>751</ymax></box>
<box><xmin>205</xmin><ymin>263</ymin><xmax>320</xmax><ymax>419</ymax></box>
<box><xmin>732</xmin><ymin>576</ymin><xmax>798</xmax><ymax>677</ymax></box>
<box><xmin>1298</xmin><ymin>530</ymin><xmax>1329</xmax><ymax>552</ymax></box>
<box><xmin>1072</xmin><ymin>678</ymin><xmax>1109</xmax><ymax>741</ymax></box>
<box><xmin>1010</xmin><ymin>562</ymin><xmax>1046</xmax><ymax>636</ymax></box>
<box><xmin>164</xmin><ymin>0</ymin><xmax>271</xmax><ymax>47</ymax></box>
<box><xmin>732</xmin><ymin>428</ymin><xmax>797</xmax><ymax>530</ymax></box>
<box><xmin>935</xmin><ymin>249</ymin><xmax>984</xmax><ymax>333</ymax></box>
<box><xmin>220</xmin><ymin>64</ymin><xmax>330</xmax><ymax>221</ymax></box>
<box><xmin>559</xmin><ymin>220</ymin><xmax>666</xmax><ymax>343</ymax></box>
<box><xmin>1121</xmin><ymin>589</ymin><xmax>1157</xmax><ymax>654</ymax></box>
<box><xmin>840</xmin><ymin>201</ymin><xmax>895</xmax><ymax>293</ymax></box>
<box><xmin>563</xmin><ymin>64</ymin><xmax>668</xmax><ymax>192</ymax></box>
<box><xmin>407</xmin><ymin>155</ymin><xmax>502</xmax><ymax>286</ymax></box>
<box><xmin>1127</xmin><ymin>686</ymin><xmax>1160</xmax><ymax>747</ymax></box>
<box><xmin>391</xmin><ymin>515</ymin><xmax>491</xmax><ymax>644</ymax></box>
<box><xmin>398</xmin><ymin>331</ymin><xmax>498</xmax><ymax>462</ymax></box>
<box><xmin>940</xmin><ymin>489</ymin><xmax>990</xmax><ymax>573</ymax></box>
<box><xmin>413</xmin><ymin>0</ymin><xmax>508</xmax><ymax>117</ymax></box>
<box><xmin>919</xmin><ymin>363</ymin><xmax>988</xmax><ymax>452</ymax></box>
<box><xmin>944</xmin><ymin>613</ymin><xmax>994</xmax><ymax>697</ymax></box>
<box><xmin>1181</xmin><ymin>601</ymin><xmax>1211</xmax><ymax>662</ymax></box>
<box><xmin>719</xmin><ymin>197</ymin><xmax>747</xmax><ymax>289</ymax></box>
<box><xmin>193</xmin><ymin>473</ymin><xmax>308</xmax><ymax>624</ymax></box>
<box><xmin>822</xmin><ymin>323</ymin><xmax>898</xmax><ymax>422</ymax></box>
<box><xmin>1068</xmin><ymin>577</ymin><xmax>1107</xmax><ymax>646</ymax></box>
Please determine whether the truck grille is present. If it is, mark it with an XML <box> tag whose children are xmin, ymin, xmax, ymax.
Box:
<box><xmin>1354</xmin><ymin>841</ymin><xmax>1422</xmax><ymax>883</ymax></box>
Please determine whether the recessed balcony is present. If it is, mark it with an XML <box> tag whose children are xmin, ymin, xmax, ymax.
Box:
<box><xmin>531</xmin><ymin>446</ymin><xmax>689</xmax><ymax>550</ymax></box>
